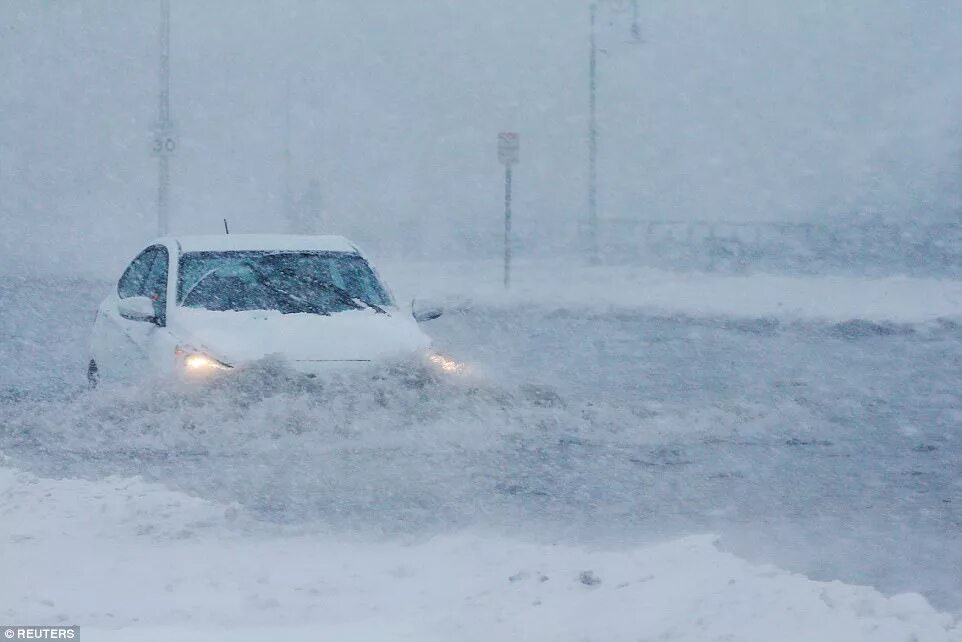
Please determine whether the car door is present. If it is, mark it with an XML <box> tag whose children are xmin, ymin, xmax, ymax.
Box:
<box><xmin>137</xmin><ymin>246</ymin><xmax>179</xmax><ymax>375</ymax></box>
<box><xmin>94</xmin><ymin>246</ymin><xmax>165</xmax><ymax>379</ymax></box>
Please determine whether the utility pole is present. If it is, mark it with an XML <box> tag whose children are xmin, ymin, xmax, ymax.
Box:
<box><xmin>153</xmin><ymin>0</ymin><xmax>176</xmax><ymax>236</ymax></box>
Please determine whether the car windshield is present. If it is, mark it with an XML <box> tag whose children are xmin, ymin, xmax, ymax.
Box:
<box><xmin>177</xmin><ymin>251</ymin><xmax>392</xmax><ymax>315</ymax></box>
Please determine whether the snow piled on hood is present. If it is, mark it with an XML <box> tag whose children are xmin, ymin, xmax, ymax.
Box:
<box><xmin>1</xmin><ymin>465</ymin><xmax>958</xmax><ymax>642</ymax></box>
<box><xmin>172</xmin><ymin>306</ymin><xmax>431</xmax><ymax>365</ymax></box>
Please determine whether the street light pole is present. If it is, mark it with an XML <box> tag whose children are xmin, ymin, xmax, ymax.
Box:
<box><xmin>587</xmin><ymin>2</ymin><xmax>599</xmax><ymax>265</ymax></box>
<box><xmin>154</xmin><ymin>0</ymin><xmax>176</xmax><ymax>237</ymax></box>
<box><xmin>586</xmin><ymin>0</ymin><xmax>641</xmax><ymax>265</ymax></box>
<box><xmin>497</xmin><ymin>132</ymin><xmax>520</xmax><ymax>288</ymax></box>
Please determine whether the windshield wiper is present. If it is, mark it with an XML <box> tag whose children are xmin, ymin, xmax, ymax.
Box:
<box><xmin>241</xmin><ymin>262</ymin><xmax>333</xmax><ymax>316</ymax></box>
<box><xmin>180</xmin><ymin>268</ymin><xmax>219</xmax><ymax>305</ymax></box>
<box><xmin>323</xmin><ymin>282</ymin><xmax>389</xmax><ymax>315</ymax></box>
<box><xmin>273</xmin><ymin>268</ymin><xmax>389</xmax><ymax>315</ymax></box>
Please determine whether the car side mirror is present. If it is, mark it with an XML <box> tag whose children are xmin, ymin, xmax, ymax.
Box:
<box><xmin>411</xmin><ymin>298</ymin><xmax>443</xmax><ymax>322</ymax></box>
<box><xmin>118</xmin><ymin>296</ymin><xmax>158</xmax><ymax>324</ymax></box>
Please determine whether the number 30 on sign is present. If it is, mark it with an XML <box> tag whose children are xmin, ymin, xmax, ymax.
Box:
<box><xmin>152</xmin><ymin>136</ymin><xmax>177</xmax><ymax>156</ymax></box>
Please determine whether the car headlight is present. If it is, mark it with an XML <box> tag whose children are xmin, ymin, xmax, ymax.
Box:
<box><xmin>427</xmin><ymin>352</ymin><xmax>466</xmax><ymax>375</ymax></box>
<box><xmin>176</xmin><ymin>347</ymin><xmax>231</xmax><ymax>373</ymax></box>
<box><xmin>185</xmin><ymin>353</ymin><xmax>231</xmax><ymax>371</ymax></box>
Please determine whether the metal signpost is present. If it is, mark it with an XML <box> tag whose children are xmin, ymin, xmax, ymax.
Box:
<box><xmin>498</xmin><ymin>133</ymin><xmax>520</xmax><ymax>288</ymax></box>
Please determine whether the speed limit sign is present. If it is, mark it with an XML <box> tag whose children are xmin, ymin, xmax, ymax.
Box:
<box><xmin>498</xmin><ymin>132</ymin><xmax>519</xmax><ymax>165</ymax></box>
<box><xmin>150</xmin><ymin>132</ymin><xmax>177</xmax><ymax>156</ymax></box>
<box><xmin>152</xmin><ymin>135</ymin><xmax>177</xmax><ymax>156</ymax></box>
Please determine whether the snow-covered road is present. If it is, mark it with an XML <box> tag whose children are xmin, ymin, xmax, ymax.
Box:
<box><xmin>1</xmin><ymin>265</ymin><xmax>961</xmax><ymax>639</ymax></box>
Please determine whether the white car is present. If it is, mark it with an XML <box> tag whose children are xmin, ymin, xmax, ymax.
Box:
<box><xmin>88</xmin><ymin>234</ymin><xmax>458</xmax><ymax>385</ymax></box>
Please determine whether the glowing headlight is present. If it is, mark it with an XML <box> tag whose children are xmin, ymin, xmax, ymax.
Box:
<box><xmin>428</xmin><ymin>353</ymin><xmax>466</xmax><ymax>375</ymax></box>
<box><xmin>176</xmin><ymin>348</ymin><xmax>231</xmax><ymax>373</ymax></box>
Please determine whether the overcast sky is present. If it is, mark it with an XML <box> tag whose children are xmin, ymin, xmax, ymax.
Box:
<box><xmin>2</xmin><ymin>1</ymin><xmax>961</xmax><ymax>275</ymax></box>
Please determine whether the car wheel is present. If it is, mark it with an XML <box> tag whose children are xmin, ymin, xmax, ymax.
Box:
<box><xmin>87</xmin><ymin>359</ymin><xmax>99</xmax><ymax>389</ymax></box>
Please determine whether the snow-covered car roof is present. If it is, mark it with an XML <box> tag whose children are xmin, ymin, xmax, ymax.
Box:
<box><xmin>170</xmin><ymin>234</ymin><xmax>359</xmax><ymax>254</ymax></box>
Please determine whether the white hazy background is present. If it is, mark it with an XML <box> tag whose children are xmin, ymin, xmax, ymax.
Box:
<box><xmin>2</xmin><ymin>1</ymin><xmax>962</xmax><ymax>275</ymax></box>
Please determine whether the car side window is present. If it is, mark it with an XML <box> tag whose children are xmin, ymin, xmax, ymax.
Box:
<box><xmin>142</xmin><ymin>247</ymin><xmax>170</xmax><ymax>325</ymax></box>
<box><xmin>118</xmin><ymin>248</ymin><xmax>159</xmax><ymax>299</ymax></box>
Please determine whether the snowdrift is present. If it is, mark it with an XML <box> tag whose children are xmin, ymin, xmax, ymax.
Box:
<box><xmin>1</xmin><ymin>466</ymin><xmax>958</xmax><ymax>642</ymax></box>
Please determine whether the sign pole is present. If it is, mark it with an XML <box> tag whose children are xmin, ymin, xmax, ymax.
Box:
<box><xmin>497</xmin><ymin>132</ymin><xmax>520</xmax><ymax>289</ymax></box>
<box><xmin>504</xmin><ymin>164</ymin><xmax>512</xmax><ymax>289</ymax></box>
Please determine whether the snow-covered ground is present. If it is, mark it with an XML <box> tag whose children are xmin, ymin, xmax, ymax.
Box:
<box><xmin>2</xmin><ymin>466</ymin><xmax>958</xmax><ymax>641</ymax></box>
<box><xmin>2</xmin><ymin>263</ymin><xmax>961</xmax><ymax>639</ymax></box>
<box><xmin>383</xmin><ymin>259</ymin><xmax>962</xmax><ymax>323</ymax></box>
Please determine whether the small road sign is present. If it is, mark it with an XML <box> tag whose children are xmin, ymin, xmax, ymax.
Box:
<box><xmin>498</xmin><ymin>132</ymin><xmax>520</xmax><ymax>165</ymax></box>
<box><xmin>152</xmin><ymin>134</ymin><xmax>177</xmax><ymax>156</ymax></box>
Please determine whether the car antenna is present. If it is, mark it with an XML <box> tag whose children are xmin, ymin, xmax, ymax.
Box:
<box><xmin>223</xmin><ymin>218</ymin><xmax>230</xmax><ymax>235</ymax></box>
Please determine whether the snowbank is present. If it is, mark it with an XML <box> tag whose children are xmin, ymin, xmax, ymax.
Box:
<box><xmin>382</xmin><ymin>260</ymin><xmax>962</xmax><ymax>323</ymax></box>
<box><xmin>1</xmin><ymin>466</ymin><xmax>958</xmax><ymax>641</ymax></box>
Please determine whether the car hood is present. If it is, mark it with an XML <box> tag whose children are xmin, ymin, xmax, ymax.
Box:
<box><xmin>170</xmin><ymin>307</ymin><xmax>432</xmax><ymax>366</ymax></box>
